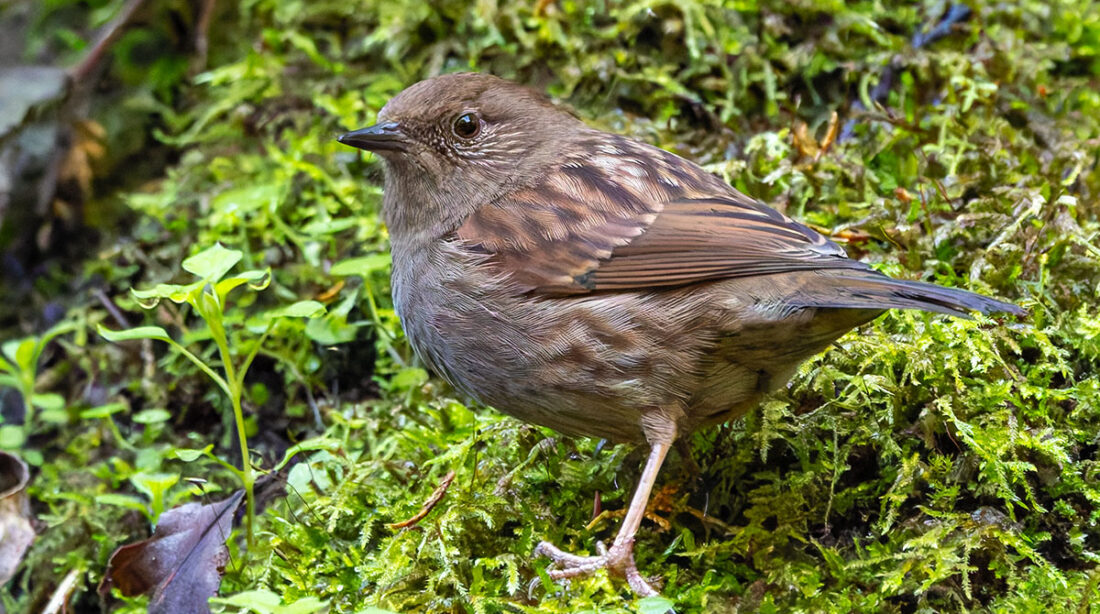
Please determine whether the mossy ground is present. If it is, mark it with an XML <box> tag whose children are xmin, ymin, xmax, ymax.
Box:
<box><xmin>2</xmin><ymin>0</ymin><xmax>1100</xmax><ymax>612</ymax></box>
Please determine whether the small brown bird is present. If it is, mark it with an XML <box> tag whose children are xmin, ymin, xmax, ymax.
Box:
<box><xmin>338</xmin><ymin>73</ymin><xmax>1023</xmax><ymax>596</ymax></box>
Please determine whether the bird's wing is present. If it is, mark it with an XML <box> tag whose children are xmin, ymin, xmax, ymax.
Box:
<box><xmin>583</xmin><ymin>196</ymin><xmax>870</xmax><ymax>291</ymax></box>
<box><xmin>456</xmin><ymin>135</ymin><xmax>866</xmax><ymax>295</ymax></box>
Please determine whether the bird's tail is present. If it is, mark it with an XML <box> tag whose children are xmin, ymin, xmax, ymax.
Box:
<box><xmin>789</xmin><ymin>270</ymin><xmax>1025</xmax><ymax>318</ymax></box>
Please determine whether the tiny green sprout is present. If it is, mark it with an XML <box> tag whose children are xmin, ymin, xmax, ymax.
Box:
<box><xmin>98</xmin><ymin>243</ymin><xmax>325</xmax><ymax>543</ymax></box>
<box><xmin>130</xmin><ymin>471</ymin><xmax>181</xmax><ymax>520</ymax></box>
<box><xmin>0</xmin><ymin>318</ymin><xmax>78</xmax><ymax>458</ymax></box>
<box><xmin>79</xmin><ymin>402</ymin><xmax>133</xmax><ymax>451</ymax></box>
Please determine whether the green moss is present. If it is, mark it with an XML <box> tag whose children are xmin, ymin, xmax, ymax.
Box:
<box><xmin>4</xmin><ymin>0</ymin><xmax>1100</xmax><ymax>612</ymax></box>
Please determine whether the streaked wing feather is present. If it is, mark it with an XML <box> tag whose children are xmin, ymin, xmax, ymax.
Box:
<box><xmin>456</xmin><ymin>133</ymin><xmax>862</xmax><ymax>295</ymax></box>
<box><xmin>591</xmin><ymin>197</ymin><xmax>864</xmax><ymax>290</ymax></box>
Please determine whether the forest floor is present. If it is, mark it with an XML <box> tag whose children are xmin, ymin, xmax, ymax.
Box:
<box><xmin>2</xmin><ymin>1</ymin><xmax>1100</xmax><ymax>612</ymax></box>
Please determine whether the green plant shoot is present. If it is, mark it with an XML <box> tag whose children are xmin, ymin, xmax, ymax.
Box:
<box><xmin>0</xmin><ymin>319</ymin><xmax>78</xmax><ymax>457</ymax></box>
<box><xmin>98</xmin><ymin>243</ymin><xmax>324</xmax><ymax>542</ymax></box>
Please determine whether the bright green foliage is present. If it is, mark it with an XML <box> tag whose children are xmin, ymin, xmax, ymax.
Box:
<box><xmin>0</xmin><ymin>319</ymin><xmax>77</xmax><ymax>456</ymax></box>
<box><xmin>99</xmin><ymin>243</ymin><xmax>324</xmax><ymax>540</ymax></box>
<box><xmin>4</xmin><ymin>0</ymin><xmax>1100</xmax><ymax>613</ymax></box>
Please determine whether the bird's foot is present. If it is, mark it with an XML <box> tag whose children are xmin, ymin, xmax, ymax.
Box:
<box><xmin>534</xmin><ymin>539</ymin><xmax>657</xmax><ymax>596</ymax></box>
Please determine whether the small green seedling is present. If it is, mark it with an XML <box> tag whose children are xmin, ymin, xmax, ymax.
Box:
<box><xmin>98</xmin><ymin>243</ymin><xmax>324</xmax><ymax>541</ymax></box>
<box><xmin>0</xmin><ymin>318</ymin><xmax>78</xmax><ymax>459</ymax></box>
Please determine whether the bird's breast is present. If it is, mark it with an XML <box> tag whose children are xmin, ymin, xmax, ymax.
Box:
<box><xmin>387</xmin><ymin>238</ymin><xmax>710</xmax><ymax>442</ymax></box>
<box><xmin>389</xmin><ymin>239</ymin><xmax>488</xmax><ymax>389</ymax></box>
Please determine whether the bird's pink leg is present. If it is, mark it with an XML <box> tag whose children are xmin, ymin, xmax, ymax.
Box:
<box><xmin>535</xmin><ymin>440</ymin><xmax>672</xmax><ymax>596</ymax></box>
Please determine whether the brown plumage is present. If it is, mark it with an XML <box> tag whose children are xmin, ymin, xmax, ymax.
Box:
<box><xmin>338</xmin><ymin>73</ymin><xmax>1023</xmax><ymax>596</ymax></box>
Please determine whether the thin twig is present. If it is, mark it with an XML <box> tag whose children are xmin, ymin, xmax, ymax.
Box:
<box><xmin>68</xmin><ymin>0</ymin><xmax>153</xmax><ymax>85</ymax></box>
<box><xmin>191</xmin><ymin>0</ymin><xmax>218</xmax><ymax>73</ymax></box>
<box><xmin>41</xmin><ymin>567</ymin><xmax>80</xmax><ymax>614</ymax></box>
<box><xmin>388</xmin><ymin>471</ymin><xmax>456</xmax><ymax>530</ymax></box>
<box><xmin>93</xmin><ymin>287</ymin><xmax>130</xmax><ymax>329</ymax></box>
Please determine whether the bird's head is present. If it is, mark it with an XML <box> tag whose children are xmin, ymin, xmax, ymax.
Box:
<box><xmin>339</xmin><ymin>73</ymin><xmax>584</xmax><ymax>242</ymax></box>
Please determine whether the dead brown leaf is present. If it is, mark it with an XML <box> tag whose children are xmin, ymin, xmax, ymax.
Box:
<box><xmin>0</xmin><ymin>450</ymin><xmax>34</xmax><ymax>590</ymax></box>
<box><xmin>99</xmin><ymin>489</ymin><xmax>245</xmax><ymax>614</ymax></box>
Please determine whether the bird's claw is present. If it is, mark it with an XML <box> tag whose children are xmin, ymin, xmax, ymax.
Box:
<box><xmin>534</xmin><ymin>539</ymin><xmax>657</xmax><ymax>596</ymax></box>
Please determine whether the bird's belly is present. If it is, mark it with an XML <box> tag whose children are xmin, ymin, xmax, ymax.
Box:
<box><xmin>396</xmin><ymin>268</ymin><xmax>722</xmax><ymax>442</ymax></box>
<box><xmin>394</xmin><ymin>246</ymin><xmax>868</xmax><ymax>443</ymax></box>
<box><xmin>401</xmin><ymin>288</ymin><xmax>729</xmax><ymax>440</ymax></box>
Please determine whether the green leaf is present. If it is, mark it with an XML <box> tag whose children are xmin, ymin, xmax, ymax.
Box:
<box><xmin>274</xmin><ymin>437</ymin><xmax>342</xmax><ymax>471</ymax></box>
<box><xmin>391</xmin><ymin>367</ymin><xmax>428</xmax><ymax>391</ymax></box>
<box><xmin>353</xmin><ymin>608</ymin><xmax>402</xmax><ymax>614</ymax></box>
<box><xmin>131</xmin><ymin>472</ymin><xmax>180</xmax><ymax>496</ymax></box>
<box><xmin>39</xmin><ymin>319</ymin><xmax>78</xmax><ymax>346</ymax></box>
<box><xmin>132</xmin><ymin>282</ymin><xmax>201</xmax><ymax>305</ymax></box>
<box><xmin>0</xmin><ymin>339</ymin><xmax>20</xmax><ymax>364</ymax></box>
<box><xmin>216</xmin><ymin>590</ymin><xmax>283</xmax><ymax>611</ymax></box>
<box><xmin>133</xmin><ymin>408</ymin><xmax>171</xmax><ymax>424</ymax></box>
<box><xmin>279</xmin><ymin>597</ymin><xmax>328</xmax><ymax>614</ymax></box>
<box><xmin>330</xmin><ymin>254</ymin><xmax>390</xmax><ymax>276</ymax></box>
<box><xmin>30</xmin><ymin>393</ymin><xmax>65</xmax><ymax>412</ymax></box>
<box><xmin>253</xmin><ymin>301</ymin><xmax>327</xmax><ymax>328</ymax></box>
<box><xmin>80</xmin><ymin>402</ymin><xmax>128</xmax><ymax>419</ymax></box>
<box><xmin>270</xmin><ymin>300</ymin><xmax>326</xmax><ymax>319</ymax></box>
<box><xmin>12</xmin><ymin>338</ymin><xmax>36</xmax><ymax>371</ymax></box>
<box><xmin>304</xmin><ymin>313</ymin><xmax>360</xmax><ymax>345</ymax></box>
<box><xmin>300</xmin><ymin>217</ymin><xmax>357</xmax><ymax>235</ymax></box>
<box><xmin>637</xmin><ymin>596</ymin><xmax>676</xmax><ymax>614</ymax></box>
<box><xmin>182</xmin><ymin>243</ymin><xmax>242</xmax><ymax>282</ymax></box>
<box><xmin>0</xmin><ymin>426</ymin><xmax>25</xmax><ymax>449</ymax></box>
<box><xmin>21</xmin><ymin>449</ymin><xmax>42</xmax><ymax>467</ymax></box>
<box><xmin>97</xmin><ymin>324</ymin><xmax>172</xmax><ymax>343</ymax></box>
<box><xmin>215</xmin><ymin>269</ymin><xmax>271</xmax><ymax>298</ymax></box>
<box><xmin>37</xmin><ymin>408</ymin><xmax>68</xmax><ymax>424</ymax></box>
<box><xmin>210</xmin><ymin>183</ymin><xmax>279</xmax><ymax>215</ymax></box>
<box><xmin>95</xmin><ymin>493</ymin><xmax>149</xmax><ymax>513</ymax></box>
<box><xmin>197</xmin><ymin>287</ymin><xmax>224</xmax><ymax>321</ymax></box>
<box><xmin>131</xmin><ymin>471</ymin><xmax>180</xmax><ymax>517</ymax></box>
<box><xmin>213</xmin><ymin>590</ymin><xmax>328</xmax><ymax>614</ymax></box>
<box><xmin>172</xmin><ymin>445</ymin><xmax>214</xmax><ymax>462</ymax></box>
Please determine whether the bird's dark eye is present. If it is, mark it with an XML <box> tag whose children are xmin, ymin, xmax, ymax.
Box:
<box><xmin>452</xmin><ymin>112</ymin><xmax>480</xmax><ymax>139</ymax></box>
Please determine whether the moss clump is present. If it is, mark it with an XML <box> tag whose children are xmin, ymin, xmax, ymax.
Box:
<box><xmin>3</xmin><ymin>0</ymin><xmax>1099</xmax><ymax>612</ymax></box>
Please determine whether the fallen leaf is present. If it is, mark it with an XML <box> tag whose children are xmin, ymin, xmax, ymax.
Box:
<box><xmin>792</xmin><ymin>111</ymin><xmax>840</xmax><ymax>162</ymax></box>
<box><xmin>99</xmin><ymin>489</ymin><xmax>245</xmax><ymax>614</ymax></box>
<box><xmin>815</xmin><ymin>111</ymin><xmax>839</xmax><ymax>161</ymax></box>
<box><xmin>0</xmin><ymin>66</ymin><xmax>68</xmax><ymax>140</ymax></box>
<box><xmin>0</xmin><ymin>450</ymin><xmax>34</xmax><ymax>589</ymax></box>
<box><xmin>791</xmin><ymin>119</ymin><xmax>818</xmax><ymax>159</ymax></box>
<box><xmin>60</xmin><ymin>118</ymin><xmax>107</xmax><ymax>200</ymax></box>
<box><xmin>315</xmin><ymin>279</ymin><xmax>344</xmax><ymax>303</ymax></box>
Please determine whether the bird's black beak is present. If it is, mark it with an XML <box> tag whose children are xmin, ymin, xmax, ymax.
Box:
<box><xmin>337</xmin><ymin>122</ymin><xmax>407</xmax><ymax>152</ymax></box>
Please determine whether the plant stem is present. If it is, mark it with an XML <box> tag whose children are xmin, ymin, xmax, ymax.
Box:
<box><xmin>228</xmin><ymin>379</ymin><xmax>255</xmax><ymax>546</ymax></box>
<box><xmin>19</xmin><ymin>375</ymin><xmax>34</xmax><ymax>441</ymax></box>
<box><xmin>205</xmin><ymin>294</ymin><xmax>255</xmax><ymax>546</ymax></box>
